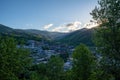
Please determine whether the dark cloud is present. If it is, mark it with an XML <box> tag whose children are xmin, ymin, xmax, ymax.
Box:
<box><xmin>66</xmin><ymin>23</ymin><xmax>74</xmax><ymax>27</ymax></box>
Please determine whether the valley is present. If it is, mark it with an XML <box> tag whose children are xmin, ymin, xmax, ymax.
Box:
<box><xmin>0</xmin><ymin>24</ymin><xmax>96</xmax><ymax>69</ymax></box>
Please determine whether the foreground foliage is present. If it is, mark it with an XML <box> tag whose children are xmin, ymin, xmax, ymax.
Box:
<box><xmin>91</xmin><ymin>0</ymin><xmax>120</xmax><ymax>80</ymax></box>
<box><xmin>0</xmin><ymin>37</ymin><xmax>97</xmax><ymax>80</ymax></box>
<box><xmin>0</xmin><ymin>37</ymin><xmax>31</xmax><ymax>80</ymax></box>
<box><xmin>72</xmin><ymin>44</ymin><xmax>95</xmax><ymax>80</ymax></box>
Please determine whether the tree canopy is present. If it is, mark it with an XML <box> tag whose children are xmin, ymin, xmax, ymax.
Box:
<box><xmin>0</xmin><ymin>37</ymin><xmax>31</xmax><ymax>80</ymax></box>
<box><xmin>91</xmin><ymin>0</ymin><xmax>120</xmax><ymax>80</ymax></box>
<box><xmin>72</xmin><ymin>44</ymin><xmax>95</xmax><ymax>80</ymax></box>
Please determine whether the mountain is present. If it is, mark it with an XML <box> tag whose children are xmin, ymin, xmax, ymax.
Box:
<box><xmin>0</xmin><ymin>24</ymin><xmax>14</xmax><ymax>33</ymax></box>
<box><xmin>24</xmin><ymin>29</ymin><xmax>67</xmax><ymax>40</ymax></box>
<box><xmin>0</xmin><ymin>24</ymin><xmax>67</xmax><ymax>43</ymax></box>
<box><xmin>0</xmin><ymin>24</ymin><xmax>44</xmax><ymax>43</ymax></box>
<box><xmin>57</xmin><ymin>28</ymin><xmax>95</xmax><ymax>46</ymax></box>
<box><xmin>0</xmin><ymin>24</ymin><xmax>95</xmax><ymax>46</ymax></box>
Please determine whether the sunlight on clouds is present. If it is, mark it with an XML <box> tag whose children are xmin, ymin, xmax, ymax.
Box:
<box><xmin>51</xmin><ymin>21</ymin><xmax>82</xmax><ymax>33</ymax></box>
<box><xmin>43</xmin><ymin>21</ymin><xmax>99</xmax><ymax>33</ymax></box>
<box><xmin>66</xmin><ymin>21</ymin><xmax>82</xmax><ymax>31</ymax></box>
<box><xmin>44</xmin><ymin>24</ymin><xmax>53</xmax><ymax>29</ymax></box>
<box><xmin>51</xmin><ymin>26</ymin><xmax>68</xmax><ymax>32</ymax></box>
<box><xmin>52</xmin><ymin>26</ymin><xmax>63</xmax><ymax>31</ymax></box>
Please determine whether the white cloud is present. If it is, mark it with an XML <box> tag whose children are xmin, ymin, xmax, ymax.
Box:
<box><xmin>44</xmin><ymin>24</ymin><xmax>53</xmax><ymax>29</ymax></box>
<box><xmin>51</xmin><ymin>26</ymin><xmax>70</xmax><ymax>33</ymax></box>
<box><xmin>42</xmin><ymin>21</ymin><xmax>100</xmax><ymax>32</ymax></box>
<box><xmin>66</xmin><ymin>21</ymin><xmax>82</xmax><ymax>31</ymax></box>
<box><xmin>51</xmin><ymin>21</ymin><xmax>82</xmax><ymax>33</ymax></box>
<box><xmin>52</xmin><ymin>26</ymin><xmax>65</xmax><ymax>32</ymax></box>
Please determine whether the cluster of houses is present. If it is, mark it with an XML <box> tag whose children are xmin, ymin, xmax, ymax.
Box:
<box><xmin>17</xmin><ymin>40</ymin><xmax>98</xmax><ymax>70</ymax></box>
<box><xmin>18</xmin><ymin>40</ymin><xmax>74</xmax><ymax>70</ymax></box>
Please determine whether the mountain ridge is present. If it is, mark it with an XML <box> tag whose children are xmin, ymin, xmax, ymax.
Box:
<box><xmin>0</xmin><ymin>24</ymin><xmax>67</xmax><ymax>42</ymax></box>
<box><xmin>0</xmin><ymin>24</ymin><xmax>94</xmax><ymax>46</ymax></box>
<box><xmin>57</xmin><ymin>28</ymin><xmax>95</xmax><ymax>46</ymax></box>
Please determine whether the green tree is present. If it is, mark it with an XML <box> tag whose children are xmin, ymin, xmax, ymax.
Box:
<box><xmin>64</xmin><ymin>70</ymin><xmax>73</xmax><ymax>80</ymax></box>
<box><xmin>72</xmin><ymin>44</ymin><xmax>95</xmax><ymax>80</ymax></box>
<box><xmin>0</xmin><ymin>37</ymin><xmax>31</xmax><ymax>80</ymax></box>
<box><xmin>91</xmin><ymin>0</ymin><xmax>120</xmax><ymax>80</ymax></box>
<box><xmin>59</xmin><ymin>52</ymin><xmax>69</xmax><ymax>62</ymax></box>
<box><xmin>47</xmin><ymin>56</ymin><xmax>64</xmax><ymax>80</ymax></box>
<box><xmin>30</xmin><ymin>63</ymin><xmax>49</xmax><ymax>80</ymax></box>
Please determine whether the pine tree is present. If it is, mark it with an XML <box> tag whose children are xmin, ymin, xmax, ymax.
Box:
<box><xmin>47</xmin><ymin>56</ymin><xmax>64</xmax><ymax>80</ymax></box>
<box><xmin>91</xmin><ymin>0</ymin><xmax>120</xmax><ymax>80</ymax></box>
<box><xmin>0</xmin><ymin>37</ymin><xmax>31</xmax><ymax>80</ymax></box>
<box><xmin>72</xmin><ymin>44</ymin><xmax>95</xmax><ymax>80</ymax></box>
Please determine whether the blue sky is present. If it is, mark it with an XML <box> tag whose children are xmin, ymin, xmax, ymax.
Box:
<box><xmin>0</xmin><ymin>0</ymin><xmax>98</xmax><ymax>32</ymax></box>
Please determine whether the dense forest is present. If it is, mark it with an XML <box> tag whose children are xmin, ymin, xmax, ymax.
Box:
<box><xmin>0</xmin><ymin>0</ymin><xmax>120</xmax><ymax>80</ymax></box>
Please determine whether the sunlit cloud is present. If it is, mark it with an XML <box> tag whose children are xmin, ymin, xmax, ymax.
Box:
<box><xmin>65</xmin><ymin>21</ymin><xmax>82</xmax><ymax>31</ymax></box>
<box><xmin>51</xmin><ymin>21</ymin><xmax>82</xmax><ymax>33</ymax></box>
<box><xmin>51</xmin><ymin>26</ymin><xmax>67</xmax><ymax>32</ymax></box>
<box><xmin>43</xmin><ymin>21</ymin><xmax>99</xmax><ymax>32</ymax></box>
<box><xmin>44</xmin><ymin>24</ymin><xmax>53</xmax><ymax>29</ymax></box>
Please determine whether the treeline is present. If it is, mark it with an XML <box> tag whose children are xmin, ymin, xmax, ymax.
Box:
<box><xmin>0</xmin><ymin>0</ymin><xmax>120</xmax><ymax>80</ymax></box>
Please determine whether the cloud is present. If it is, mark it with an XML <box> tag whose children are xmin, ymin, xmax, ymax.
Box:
<box><xmin>44</xmin><ymin>24</ymin><xmax>53</xmax><ymax>29</ymax></box>
<box><xmin>52</xmin><ymin>26</ymin><xmax>70</xmax><ymax>33</ymax></box>
<box><xmin>52</xmin><ymin>26</ymin><xmax>66</xmax><ymax>32</ymax></box>
<box><xmin>65</xmin><ymin>21</ymin><xmax>82</xmax><ymax>31</ymax></box>
<box><xmin>66</xmin><ymin>21</ymin><xmax>81</xmax><ymax>27</ymax></box>
<box><xmin>51</xmin><ymin>21</ymin><xmax>82</xmax><ymax>33</ymax></box>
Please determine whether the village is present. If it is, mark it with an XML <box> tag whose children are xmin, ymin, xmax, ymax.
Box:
<box><xmin>17</xmin><ymin>40</ymin><xmax>74</xmax><ymax>70</ymax></box>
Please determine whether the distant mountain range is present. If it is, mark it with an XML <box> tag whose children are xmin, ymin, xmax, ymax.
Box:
<box><xmin>0</xmin><ymin>24</ymin><xmax>95</xmax><ymax>46</ymax></box>
<box><xmin>24</xmin><ymin>29</ymin><xmax>67</xmax><ymax>40</ymax></box>
<box><xmin>0</xmin><ymin>24</ymin><xmax>67</xmax><ymax>42</ymax></box>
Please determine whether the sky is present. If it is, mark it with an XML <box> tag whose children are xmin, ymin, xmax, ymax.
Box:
<box><xmin>0</xmin><ymin>0</ymin><xmax>98</xmax><ymax>32</ymax></box>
